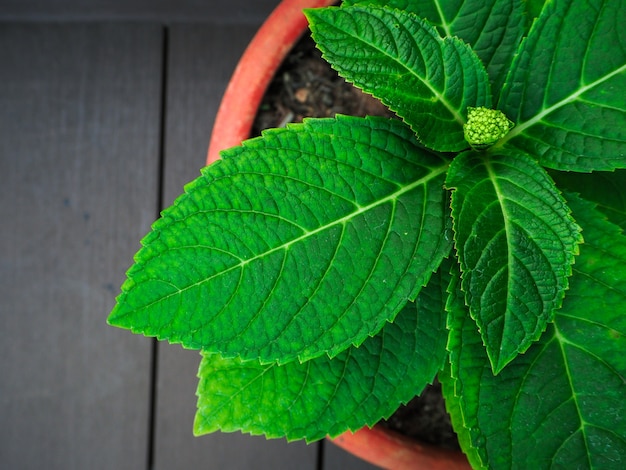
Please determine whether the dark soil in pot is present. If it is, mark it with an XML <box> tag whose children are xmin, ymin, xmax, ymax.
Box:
<box><xmin>382</xmin><ymin>379</ymin><xmax>460</xmax><ymax>451</ymax></box>
<box><xmin>252</xmin><ymin>30</ymin><xmax>394</xmax><ymax>135</ymax></box>
<box><xmin>252</xmin><ymin>32</ymin><xmax>461</xmax><ymax>452</ymax></box>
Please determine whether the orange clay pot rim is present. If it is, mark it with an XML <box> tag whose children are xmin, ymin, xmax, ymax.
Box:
<box><xmin>329</xmin><ymin>424</ymin><xmax>471</xmax><ymax>470</ymax></box>
<box><xmin>206</xmin><ymin>0</ymin><xmax>337</xmax><ymax>165</ymax></box>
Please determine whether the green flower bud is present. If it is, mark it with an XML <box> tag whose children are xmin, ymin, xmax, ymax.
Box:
<box><xmin>463</xmin><ymin>107</ymin><xmax>514</xmax><ymax>150</ymax></box>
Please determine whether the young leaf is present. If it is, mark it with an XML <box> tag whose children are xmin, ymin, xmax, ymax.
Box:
<box><xmin>444</xmin><ymin>193</ymin><xmax>626</xmax><ymax>468</ymax></box>
<box><xmin>344</xmin><ymin>0</ymin><xmax>525</xmax><ymax>100</ymax></box>
<box><xmin>194</xmin><ymin>268</ymin><xmax>450</xmax><ymax>442</ymax></box>
<box><xmin>446</xmin><ymin>149</ymin><xmax>582</xmax><ymax>373</ymax></box>
<box><xmin>305</xmin><ymin>5</ymin><xmax>492</xmax><ymax>152</ymax></box>
<box><xmin>498</xmin><ymin>0</ymin><xmax>626</xmax><ymax>171</ymax></box>
<box><xmin>108</xmin><ymin>116</ymin><xmax>452</xmax><ymax>365</ymax></box>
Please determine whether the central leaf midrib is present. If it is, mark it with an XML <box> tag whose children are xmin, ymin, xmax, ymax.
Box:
<box><xmin>500</xmin><ymin>62</ymin><xmax>626</xmax><ymax>145</ymax></box>
<box><xmin>485</xmin><ymin>157</ymin><xmax>515</xmax><ymax>367</ymax></box>
<box><xmin>434</xmin><ymin>0</ymin><xmax>452</xmax><ymax>37</ymax></box>
<box><xmin>140</xmin><ymin>164</ymin><xmax>449</xmax><ymax>308</ymax></box>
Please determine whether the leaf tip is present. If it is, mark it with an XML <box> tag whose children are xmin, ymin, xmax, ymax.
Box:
<box><xmin>106</xmin><ymin>303</ymin><xmax>128</xmax><ymax>329</ymax></box>
<box><xmin>192</xmin><ymin>412</ymin><xmax>211</xmax><ymax>437</ymax></box>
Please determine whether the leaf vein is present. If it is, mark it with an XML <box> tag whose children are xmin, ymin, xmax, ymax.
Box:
<box><xmin>502</xmin><ymin>62</ymin><xmax>626</xmax><ymax>143</ymax></box>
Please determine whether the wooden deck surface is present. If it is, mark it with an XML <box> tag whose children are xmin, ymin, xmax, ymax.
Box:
<box><xmin>0</xmin><ymin>1</ymin><xmax>379</xmax><ymax>469</ymax></box>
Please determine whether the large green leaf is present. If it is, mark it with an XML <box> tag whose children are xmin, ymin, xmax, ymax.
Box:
<box><xmin>305</xmin><ymin>5</ymin><xmax>492</xmax><ymax>152</ymax></box>
<box><xmin>108</xmin><ymin>116</ymin><xmax>452</xmax><ymax>364</ymax></box>
<box><xmin>497</xmin><ymin>0</ymin><xmax>626</xmax><ymax>171</ymax></box>
<box><xmin>446</xmin><ymin>149</ymin><xmax>582</xmax><ymax>373</ymax></box>
<box><xmin>343</xmin><ymin>0</ymin><xmax>525</xmax><ymax>100</ymax></box>
<box><xmin>194</xmin><ymin>267</ymin><xmax>450</xmax><ymax>442</ymax></box>
<box><xmin>444</xmin><ymin>193</ymin><xmax>626</xmax><ymax>468</ymax></box>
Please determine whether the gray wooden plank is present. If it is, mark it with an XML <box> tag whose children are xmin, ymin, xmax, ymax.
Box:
<box><xmin>324</xmin><ymin>440</ymin><xmax>381</xmax><ymax>470</ymax></box>
<box><xmin>152</xmin><ymin>23</ymin><xmax>318</xmax><ymax>469</ymax></box>
<box><xmin>0</xmin><ymin>23</ymin><xmax>163</xmax><ymax>469</ymax></box>
<box><xmin>0</xmin><ymin>0</ymin><xmax>280</xmax><ymax>23</ymax></box>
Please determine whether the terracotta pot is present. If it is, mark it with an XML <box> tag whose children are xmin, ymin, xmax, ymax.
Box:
<box><xmin>330</xmin><ymin>425</ymin><xmax>471</xmax><ymax>470</ymax></box>
<box><xmin>204</xmin><ymin>1</ymin><xmax>471</xmax><ymax>468</ymax></box>
<box><xmin>206</xmin><ymin>0</ymin><xmax>336</xmax><ymax>165</ymax></box>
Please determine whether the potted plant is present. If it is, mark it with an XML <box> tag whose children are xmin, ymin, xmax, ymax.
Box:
<box><xmin>108</xmin><ymin>0</ymin><xmax>626</xmax><ymax>468</ymax></box>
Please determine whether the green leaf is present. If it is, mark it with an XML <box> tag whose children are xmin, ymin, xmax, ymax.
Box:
<box><xmin>551</xmin><ymin>170</ymin><xmax>626</xmax><ymax>231</ymax></box>
<box><xmin>440</xmin><ymin>266</ymin><xmax>488</xmax><ymax>469</ymax></box>
<box><xmin>440</xmin><ymin>0</ymin><xmax>524</xmax><ymax>101</ymax></box>
<box><xmin>497</xmin><ymin>0</ymin><xmax>626</xmax><ymax>171</ymax></box>
<box><xmin>441</xmin><ymin>267</ymin><xmax>490</xmax><ymax>468</ymax></box>
<box><xmin>446</xmin><ymin>149</ymin><xmax>582</xmax><ymax>373</ymax></box>
<box><xmin>341</xmin><ymin>0</ymin><xmax>525</xmax><ymax>101</ymax></box>
<box><xmin>438</xmin><ymin>364</ymin><xmax>486</xmax><ymax>470</ymax></box>
<box><xmin>305</xmin><ymin>5</ymin><xmax>492</xmax><ymax>152</ymax></box>
<box><xmin>194</xmin><ymin>269</ymin><xmax>450</xmax><ymax>442</ymax></box>
<box><xmin>444</xmin><ymin>193</ymin><xmax>626</xmax><ymax>468</ymax></box>
<box><xmin>108</xmin><ymin>116</ymin><xmax>452</xmax><ymax>365</ymax></box>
